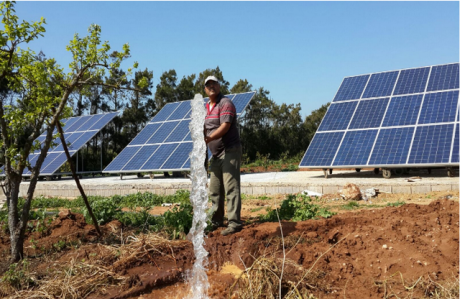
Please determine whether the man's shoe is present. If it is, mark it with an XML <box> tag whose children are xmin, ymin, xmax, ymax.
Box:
<box><xmin>210</xmin><ymin>222</ymin><xmax>224</xmax><ymax>231</ymax></box>
<box><xmin>221</xmin><ymin>226</ymin><xmax>242</xmax><ymax>236</ymax></box>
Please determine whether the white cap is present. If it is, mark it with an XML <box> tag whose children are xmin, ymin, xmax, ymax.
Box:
<box><xmin>204</xmin><ymin>75</ymin><xmax>219</xmax><ymax>85</ymax></box>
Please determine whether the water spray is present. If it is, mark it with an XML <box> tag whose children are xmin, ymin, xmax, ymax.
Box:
<box><xmin>186</xmin><ymin>93</ymin><xmax>210</xmax><ymax>299</ymax></box>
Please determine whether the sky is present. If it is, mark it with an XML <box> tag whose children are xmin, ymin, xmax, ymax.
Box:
<box><xmin>14</xmin><ymin>1</ymin><xmax>460</xmax><ymax>118</ymax></box>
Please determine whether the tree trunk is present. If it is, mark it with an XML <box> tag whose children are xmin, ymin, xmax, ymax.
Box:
<box><xmin>7</xmin><ymin>175</ymin><xmax>24</xmax><ymax>262</ymax></box>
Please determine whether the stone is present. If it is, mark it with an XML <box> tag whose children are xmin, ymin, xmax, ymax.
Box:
<box><xmin>341</xmin><ymin>183</ymin><xmax>362</xmax><ymax>201</ymax></box>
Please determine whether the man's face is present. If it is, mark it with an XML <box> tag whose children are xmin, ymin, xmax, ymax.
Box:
<box><xmin>205</xmin><ymin>80</ymin><xmax>220</xmax><ymax>97</ymax></box>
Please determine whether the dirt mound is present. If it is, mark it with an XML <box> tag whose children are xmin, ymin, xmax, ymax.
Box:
<box><xmin>0</xmin><ymin>199</ymin><xmax>458</xmax><ymax>298</ymax></box>
<box><xmin>201</xmin><ymin>199</ymin><xmax>458</xmax><ymax>298</ymax></box>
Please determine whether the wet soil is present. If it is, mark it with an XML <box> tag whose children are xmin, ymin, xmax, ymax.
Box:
<box><xmin>0</xmin><ymin>193</ymin><xmax>458</xmax><ymax>299</ymax></box>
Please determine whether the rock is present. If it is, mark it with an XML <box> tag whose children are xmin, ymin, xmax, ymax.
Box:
<box><xmin>341</xmin><ymin>183</ymin><xmax>362</xmax><ymax>201</ymax></box>
<box><xmin>382</xmin><ymin>244</ymin><xmax>388</xmax><ymax>249</ymax></box>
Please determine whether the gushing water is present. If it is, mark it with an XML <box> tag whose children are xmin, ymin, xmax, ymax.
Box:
<box><xmin>186</xmin><ymin>93</ymin><xmax>210</xmax><ymax>299</ymax></box>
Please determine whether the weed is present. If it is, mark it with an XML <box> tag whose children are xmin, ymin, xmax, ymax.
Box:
<box><xmin>53</xmin><ymin>240</ymin><xmax>67</xmax><ymax>252</ymax></box>
<box><xmin>250</xmin><ymin>207</ymin><xmax>264</xmax><ymax>213</ymax></box>
<box><xmin>261</xmin><ymin>194</ymin><xmax>335</xmax><ymax>222</ymax></box>
<box><xmin>82</xmin><ymin>197</ymin><xmax>122</xmax><ymax>225</ymax></box>
<box><xmin>341</xmin><ymin>201</ymin><xmax>360</xmax><ymax>210</ymax></box>
<box><xmin>387</xmin><ymin>201</ymin><xmax>405</xmax><ymax>207</ymax></box>
<box><xmin>0</xmin><ymin>259</ymin><xmax>34</xmax><ymax>291</ymax></box>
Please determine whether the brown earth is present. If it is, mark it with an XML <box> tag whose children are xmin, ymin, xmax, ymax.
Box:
<box><xmin>0</xmin><ymin>192</ymin><xmax>458</xmax><ymax>299</ymax></box>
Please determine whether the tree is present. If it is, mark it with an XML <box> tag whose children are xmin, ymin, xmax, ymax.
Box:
<box><xmin>0</xmin><ymin>2</ymin><xmax>144</xmax><ymax>261</ymax></box>
<box><xmin>122</xmin><ymin>68</ymin><xmax>154</xmax><ymax>142</ymax></box>
<box><xmin>230</xmin><ymin>79</ymin><xmax>252</xmax><ymax>94</ymax></box>
<box><xmin>154</xmin><ymin>69</ymin><xmax>177</xmax><ymax>110</ymax></box>
<box><xmin>177</xmin><ymin>74</ymin><xmax>196</xmax><ymax>102</ymax></box>
<box><xmin>303</xmin><ymin>102</ymin><xmax>329</xmax><ymax>143</ymax></box>
<box><xmin>239</xmin><ymin>87</ymin><xmax>275</xmax><ymax>159</ymax></box>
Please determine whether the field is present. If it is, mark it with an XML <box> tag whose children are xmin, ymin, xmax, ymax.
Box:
<box><xmin>0</xmin><ymin>190</ymin><xmax>458</xmax><ymax>299</ymax></box>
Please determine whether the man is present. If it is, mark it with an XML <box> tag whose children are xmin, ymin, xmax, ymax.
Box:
<box><xmin>204</xmin><ymin>75</ymin><xmax>242</xmax><ymax>236</ymax></box>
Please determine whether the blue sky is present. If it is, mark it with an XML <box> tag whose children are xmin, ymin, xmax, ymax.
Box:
<box><xmin>15</xmin><ymin>1</ymin><xmax>459</xmax><ymax>118</ymax></box>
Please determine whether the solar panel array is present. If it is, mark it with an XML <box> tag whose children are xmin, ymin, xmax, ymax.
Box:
<box><xmin>300</xmin><ymin>63</ymin><xmax>459</xmax><ymax>169</ymax></box>
<box><xmin>103</xmin><ymin>92</ymin><xmax>255</xmax><ymax>173</ymax></box>
<box><xmin>22</xmin><ymin>112</ymin><xmax>118</xmax><ymax>175</ymax></box>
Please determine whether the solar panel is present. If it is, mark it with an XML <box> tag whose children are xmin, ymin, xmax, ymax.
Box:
<box><xmin>300</xmin><ymin>63</ymin><xmax>459</xmax><ymax>171</ymax></box>
<box><xmin>21</xmin><ymin>112</ymin><xmax>118</xmax><ymax>175</ymax></box>
<box><xmin>318</xmin><ymin>101</ymin><xmax>357</xmax><ymax>131</ymax></box>
<box><xmin>103</xmin><ymin>91</ymin><xmax>256</xmax><ymax>173</ymax></box>
<box><xmin>333</xmin><ymin>75</ymin><xmax>370</xmax><ymax>102</ymax></box>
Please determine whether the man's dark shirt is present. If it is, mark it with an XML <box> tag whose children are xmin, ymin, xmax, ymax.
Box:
<box><xmin>205</xmin><ymin>93</ymin><xmax>241</xmax><ymax>158</ymax></box>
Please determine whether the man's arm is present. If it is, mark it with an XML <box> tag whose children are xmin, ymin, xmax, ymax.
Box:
<box><xmin>205</xmin><ymin>122</ymin><xmax>231</xmax><ymax>144</ymax></box>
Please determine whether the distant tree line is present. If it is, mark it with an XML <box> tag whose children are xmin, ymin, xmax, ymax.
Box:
<box><xmin>68</xmin><ymin>65</ymin><xmax>329</xmax><ymax>170</ymax></box>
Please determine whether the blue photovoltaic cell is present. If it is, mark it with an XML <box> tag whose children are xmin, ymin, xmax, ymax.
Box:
<box><xmin>77</xmin><ymin>114</ymin><xmax>102</xmax><ymax>131</ymax></box>
<box><xmin>232</xmin><ymin>92</ymin><xmax>255</xmax><ymax>114</ymax></box>
<box><xmin>318</xmin><ymin>101</ymin><xmax>357</xmax><ymax>131</ymax></box>
<box><xmin>88</xmin><ymin>112</ymin><xmax>118</xmax><ymax>130</ymax></box>
<box><xmin>164</xmin><ymin>120</ymin><xmax>190</xmax><ymax>143</ymax></box>
<box><xmin>65</xmin><ymin>115</ymin><xmax>93</xmax><ymax>132</ymax></box>
<box><xmin>161</xmin><ymin>142</ymin><xmax>193</xmax><ymax>169</ymax></box>
<box><xmin>333</xmin><ymin>130</ymin><xmax>378</xmax><ymax>166</ymax></box>
<box><xmin>393</xmin><ymin>67</ymin><xmax>430</xmax><ymax>95</ymax></box>
<box><xmin>151</xmin><ymin>102</ymin><xmax>181</xmax><ymax>123</ymax></box>
<box><xmin>122</xmin><ymin>145</ymin><xmax>159</xmax><ymax>171</ymax></box>
<box><xmin>104</xmin><ymin>147</ymin><xmax>141</xmax><ymax>172</ymax></box>
<box><xmin>362</xmin><ymin>71</ymin><xmax>399</xmax><ymax>99</ymax></box>
<box><xmin>451</xmin><ymin>124</ymin><xmax>459</xmax><ymax>163</ymax></box>
<box><xmin>333</xmin><ymin>75</ymin><xmax>369</xmax><ymax>102</ymax></box>
<box><xmin>183</xmin><ymin>131</ymin><xmax>192</xmax><ymax>142</ymax></box>
<box><xmin>226</xmin><ymin>94</ymin><xmax>235</xmax><ymax>101</ymax></box>
<box><xmin>4</xmin><ymin>112</ymin><xmax>117</xmax><ymax>176</ymax></box>
<box><xmin>167</xmin><ymin>101</ymin><xmax>191</xmax><ymax>121</ymax></box>
<box><xmin>349</xmin><ymin>98</ymin><xmax>389</xmax><ymax>129</ymax></box>
<box><xmin>38</xmin><ymin>153</ymin><xmax>61</xmax><ymax>174</ymax></box>
<box><xmin>41</xmin><ymin>153</ymin><xmax>68</xmax><ymax>174</ymax></box>
<box><xmin>382</xmin><ymin>94</ymin><xmax>423</xmax><ymax>127</ymax></box>
<box><xmin>141</xmin><ymin>143</ymin><xmax>179</xmax><ymax>170</ymax></box>
<box><xmin>67</xmin><ymin>131</ymin><xmax>97</xmax><ymax>151</ymax></box>
<box><xmin>61</xmin><ymin>117</ymin><xmax>79</xmax><ymax>131</ymax></box>
<box><xmin>182</xmin><ymin>157</ymin><xmax>191</xmax><ymax>169</ymax></box>
<box><xmin>299</xmin><ymin>132</ymin><xmax>343</xmax><ymax>167</ymax></box>
<box><xmin>408</xmin><ymin>124</ymin><xmax>454</xmax><ymax>164</ymax></box>
<box><xmin>427</xmin><ymin>63</ymin><xmax>459</xmax><ymax>92</ymax></box>
<box><xmin>129</xmin><ymin>123</ymin><xmax>161</xmax><ymax>145</ymax></box>
<box><xmin>146</xmin><ymin>121</ymin><xmax>180</xmax><ymax>144</ymax></box>
<box><xmin>369</xmin><ymin>127</ymin><xmax>414</xmax><ymax>165</ymax></box>
<box><xmin>50</xmin><ymin>133</ymin><xmax>76</xmax><ymax>152</ymax></box>
<box><xmin>418</xmin><ymin>91</ymin><xmax>458</xmax><ymax>124</ymax></box>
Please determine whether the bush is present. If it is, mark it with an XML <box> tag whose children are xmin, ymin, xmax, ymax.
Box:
<box><xmin>82</xmin><ymin>197</ymin><xmax>122</xmax><ymax>225</ymax></box>
<box><xmin>261</xmin><ymin>194</ymin><xmax>335</xmax><ymax>222</ymax></box>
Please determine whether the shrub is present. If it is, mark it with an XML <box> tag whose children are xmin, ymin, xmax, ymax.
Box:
<box><xmin>261</xmin><ymin>194</ymin><xmax>335</xmax><ymax>222</ymax></box>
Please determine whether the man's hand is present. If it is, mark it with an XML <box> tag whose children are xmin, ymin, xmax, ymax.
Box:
<box><xmin>205</xmin><ymin>122</ymin><xmax>231</xmax><ymax>144</ymax></box>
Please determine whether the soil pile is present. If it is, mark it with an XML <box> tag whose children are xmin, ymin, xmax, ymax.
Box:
<box><xmin>0</xmin><ymin>199</ymin><xmax>458</xmax><ymax>298</ymax></box>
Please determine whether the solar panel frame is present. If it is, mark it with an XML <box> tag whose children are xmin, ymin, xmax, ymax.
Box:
<box><xmin>300</xmin><ymin>63</ymin><xmax>460</xmax><ymax>169</ymax></box>
<box><xmin>103</xmin><ymin>91</ymin><xmax>256</xmax><ymax>173</ymax></box>
<box><xmin>21</xmin><ymin>112</ymin><xmax>119</xmax><ymax>176</ymax></box>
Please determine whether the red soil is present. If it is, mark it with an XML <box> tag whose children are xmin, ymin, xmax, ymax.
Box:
<box><xmin>0</xmin><ymin>199</ymin><xmax>458</xmax><ymax>298</ymax></box>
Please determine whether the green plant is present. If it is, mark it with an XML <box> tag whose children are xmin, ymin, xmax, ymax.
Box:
<box><xmin>0</xmin><ymin>259</ymin><xmax>34</xmax><ymax>290</ymax></box>
<box><xmin>387</xmin><ymin>201</ymin><xmax>405</xmax><ymax>207</ymax></box>
<box><xmin>82</xmin><ymin>197</ymin><xmax>122</xmax><ymax>225</ymax></box>
<box><xmin>342</xmin><ymin>201</ymin><xmax>360</xmax><ymax>210</ymax></box>
<box><xmin>250</xmin><ymin>207</ymin><xmax>264</xmax><ymax>213</ymax></box>
<box><xmin>261</xmin><ymin>194</ymin><xmax>335</xmax><ymax>222</ymax></box>
<box><xmin>53</xmin><ymin>240</ymin><xmax>67</xmax><ymax>251</ymax></box>
<box><xmin>163</xmin><ymin>203</ymin><xmax>193</xmax><ymax>239</ymax></box>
